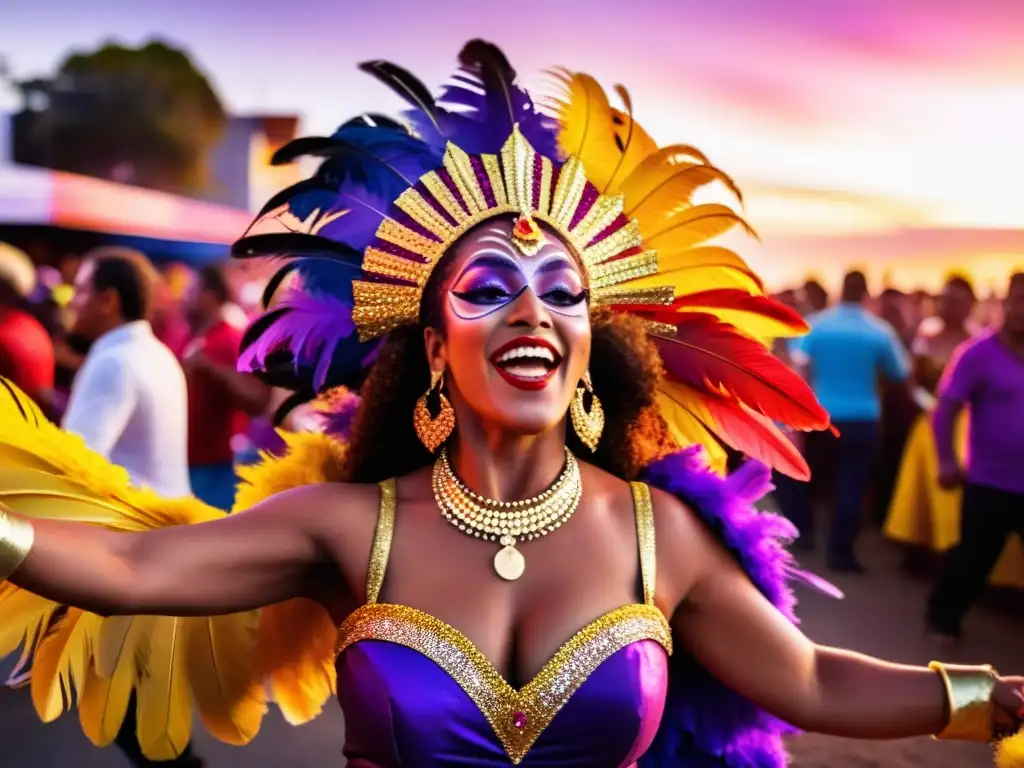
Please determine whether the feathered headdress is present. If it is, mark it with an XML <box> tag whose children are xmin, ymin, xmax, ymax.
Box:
<box><xmin>233</xmin><ymin>40</ymin><xmax>830</xmax><ymax>478</ymax></box>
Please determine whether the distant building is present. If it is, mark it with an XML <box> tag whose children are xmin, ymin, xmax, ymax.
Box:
<box><xmin>206</xmin><ymin>114</ymin><xmax>304</xmax><ymax>212</ymax></box>
<box><xmin>7</xmin><ymin>110</ymin><xmax>303</xmax><ymax>214</ymax></box>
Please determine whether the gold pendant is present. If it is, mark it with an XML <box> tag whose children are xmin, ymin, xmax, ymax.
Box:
<box><xmin>493</xmin><ymin>536</ymin><xmax>525</xmax><ymax>581</ymax></box>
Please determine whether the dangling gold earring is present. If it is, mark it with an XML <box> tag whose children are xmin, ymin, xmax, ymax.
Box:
<box><xmin>570</xmin><ymin>371</ymin><xmax>604</xmax><ymax>452</ymax></box>
<box><xmin>414</xmin><ymin>369</ymin><xmax>456</xmax><ymax>452</ymax></box>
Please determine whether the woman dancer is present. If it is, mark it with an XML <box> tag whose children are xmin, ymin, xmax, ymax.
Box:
<box><xmin>1</xmin><ymin>42</ymin><xmax>1022</xmax><ymax>768</ymax></box>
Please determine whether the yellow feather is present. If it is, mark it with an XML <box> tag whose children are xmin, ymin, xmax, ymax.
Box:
<box><xmin>623</xmin><ymin>246</ymin><xmax>762</xmax><ymax>296</ymax></box>
<box><xmin>31</xmin><ymin>609</ymin><xmax>102</xmax><ymax>722</ymax></box>
<box><xmin>620</xmin><ymin>156</ymin><xmax>743</xmax><ymax>235</ymax></box>
<box><xmin>648</xmin><ymin>203</ymin><xmax>757</xmax><ymax>252</ymax></box>
<box><xmin>135</xmin><ymin>616</ymin><xmax>193</xmax><ymax>761</ymax></box>
<box><xmin>996</xmin><ymin>730</ymin><xmax>1024</xmax><ymax>768</ymax></box>
<box><xmin>0</xmin><ymin>378</ymin><xmax>343</xmax><ymax>754</ymax></box>
<box><xmin>655</xmin><ymin>383</ymin><xmax>729</xmax><ymax>475</ymax></box>
<box><xmin>0</xmin><ymin>587</ymin><xmax>58</xmax><ymax>659</ymax></box>
<box><xmin>78</xmin><ymin>662</ymin><xmax>133</xmax><ymax>747</ymax></box>
<box><xmin>257</xmin><ymin>599</ymin><xmax>338</xmax><ymax>725</ymax></box>
<box><xmin>234</xmin><ymin>434</ymin><xmax>344</xmax><ymax>725</ymax></box>
<box><xmin>233</xmin><ymin>430</ymin><xmax>347</xmax><ymax>513</ymax></box>
<box><xmin>552</xmin><ymin>72</ymin><xmax>658</xmax><ymax>192</ymax></box>
<box><xmin>182</xmin><ymin>613</ymin><xmax>267</xmax><ymax>745</ymax></box>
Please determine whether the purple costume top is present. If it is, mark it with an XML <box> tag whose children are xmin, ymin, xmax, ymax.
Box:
<box><xmin>334</xmin><ymin>479</ymin><xmax>672</xmax><ymax>767</ymax></box>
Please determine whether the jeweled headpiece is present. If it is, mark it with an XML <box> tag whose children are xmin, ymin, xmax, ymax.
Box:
<box><xmin>351</xmin><ymin>127</ymin><xmax>658</xmax><ymax>340</ymax></box>
<box><xmin>232</xmin><ymin>39</ymin><xmax>830</xmax><ymax>480</ymax></box>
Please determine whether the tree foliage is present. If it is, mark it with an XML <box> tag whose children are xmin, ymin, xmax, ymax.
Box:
<box><xmin>17</xmin><ymin>40</ymin><xmax>227</xmax><ymax>195</ymax></box>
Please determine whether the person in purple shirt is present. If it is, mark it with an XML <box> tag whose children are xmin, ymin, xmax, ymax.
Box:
<box><xmin>926</xmin><ymin>272</ymin><xmax>1024</xmax><ymax>640</ymax></box>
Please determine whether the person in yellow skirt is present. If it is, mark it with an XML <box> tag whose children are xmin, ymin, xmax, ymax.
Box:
<box><xmin>885</xmin><ymin>276</ymin><xmax>1024</xmax><ymax>595</ymax></box>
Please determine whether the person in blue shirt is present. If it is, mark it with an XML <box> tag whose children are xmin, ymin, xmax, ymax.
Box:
<box><xmin>789</xmin><ymin>271</ymin><xmax>911</xmax><ymax>572</ymax></box>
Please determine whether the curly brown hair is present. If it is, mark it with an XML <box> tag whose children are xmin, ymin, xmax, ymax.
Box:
<box><xmin>341</xmin><ymin>307</ymin><xmax>679</xmax><ymax>484</ymax></box>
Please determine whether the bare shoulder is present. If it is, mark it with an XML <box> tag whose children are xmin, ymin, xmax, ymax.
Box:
<box><xmin>645</xmin><ymin>485</ymin><xmax>716</xmax><ymax>557</ymax></box>
<box><xmin>577</xmin><ymin>460</ymin><xmax>639</xmax><ymax>523</ymax></box>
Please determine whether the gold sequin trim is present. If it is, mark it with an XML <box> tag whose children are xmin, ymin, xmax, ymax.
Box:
<box><xmin>591</xmin><ymin>285</ymin><xmax>675</xmax><ymax>308</ymax></box>
<box><xmin>361</xmin><ymin>248</ymin><xmax>431</xmax><ymax>285</ymax></box>
<box><xmin>443</xmin><ymin>143</ymin><xmax>487</xmax><ymax>214</ymax></box>
<box><xmin>588</xmin><ymin>250</ymin><xmax>659</xmax><ymax>289</ymax></box>
<box><xmin>365</xmin><ymin>479</ymin><xmax>396</xmax><ymax>604</ymax></box>
<box><xmin>631</xmin><ymin>482</ymin><xmax>656</xmax><ymax>607</ymax></box>
<box><xmin>335</xmin><ymin>602</ymin><xmax>671</xmax><ymax>764</ymax></box>
<box><xmin>570</xmin><ymin>193</ymin><xmax>625</xmax><ymax>246</ymax></box>
<box><xmin>395</xmin><ymin>188</ymin><xmax>455</xmax><ymax>238</ymax></box>
<box><xmin>582</xmin><ymin>220</ymin><xmax>644</xmax><ymax>268</ymax></box>
<box><xmin>421</xmin><ymin>171</ymin><xmax>468</xmax><ymax>223</ymax></box>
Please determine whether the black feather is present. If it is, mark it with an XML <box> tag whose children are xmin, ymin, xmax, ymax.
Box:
<box><xmin>232</xmin><ymin>233</ymin><xmax>363</xmax><ymax>263</ymax></box>
<box><xmin>240</xmin><ymin>307</ymin><xmax>290</xmax><ymax>355</ymax></box>
<box><xmin>249</xmin><ymin>177</ymin><xmax>340</xmax><ymax>224</ymax></box>
<box><xmin>261</xmin><ymin>263</ymin><xmax>302</xmax><ymax>309</ymax></box>
<box><xmin>458</xmin><ymin>40</ymin><xmax>517</xmax><ymax>126</ymax></box>
<box><xmin>358</xmin><ymin>60</ymin><xmax>441</xmax><ymax>130</ymax></box>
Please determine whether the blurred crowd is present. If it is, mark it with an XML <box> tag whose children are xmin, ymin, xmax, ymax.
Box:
<box><xmin>0</xmin><ymin>242</ymin><xmax>320</xmax><ymax>513</ymax></box>
<box><xmin>770</xmin><ymin>269</ymin><xmax>1024</xmax><ymax>644</ymax></box>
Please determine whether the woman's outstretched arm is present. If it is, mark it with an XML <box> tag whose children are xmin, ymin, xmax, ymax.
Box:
<box><xmin>2</xmin><ymin>482</ymin><xmax>378</xmax><ymax>618</ymax></box>
<box><xmin>654</xmin><ymin>489</ymin><xmax>1022</xmax><ymax>741</ymax></box>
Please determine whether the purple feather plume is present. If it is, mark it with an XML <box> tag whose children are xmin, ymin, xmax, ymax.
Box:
<box><xmin>639</xmin><ymin>447</ymin><xmax>808</xmax><ymax>767</ymax></box>
<box><xmin>238</xmin><ymin>291</ymin><xmax>358</xmax><ymax>391</ymax></box>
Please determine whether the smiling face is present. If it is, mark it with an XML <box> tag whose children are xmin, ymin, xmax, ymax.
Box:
<box><xmin>422</xmin><ymin>217</ymin><xmax>592</xmax><ymax>437</ymax></box>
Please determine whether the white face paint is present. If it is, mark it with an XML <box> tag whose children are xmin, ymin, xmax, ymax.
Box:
<box><xmin>447</xmin><ymin>229</ymin><xmax>588</xmax><ymax>323</ymax></box>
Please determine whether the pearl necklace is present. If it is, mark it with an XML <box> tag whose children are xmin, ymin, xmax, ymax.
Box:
<box><xmin>432</xmin><ymin>447</ymin><xmax>582</xmax><ymax>581</ymax></box>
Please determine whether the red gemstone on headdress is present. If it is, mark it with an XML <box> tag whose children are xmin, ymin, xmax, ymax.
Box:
<box><xmin>513</xmin><ymin>711</ymin><xmax>527</xmax><ymax>729</ymax></box>
<box><xmin>513</xmin><ymin>214</ymin><xmax>539</xmax><ymax>241</ymax></box>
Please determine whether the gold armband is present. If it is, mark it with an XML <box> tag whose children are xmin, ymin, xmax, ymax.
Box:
<box><xmin>0</xmin><ymin>507</ymin><xmax>35</xmax><ymax>580</ymax></box>
<box><xmin>929</xmin><ymin>661</ymin><xmax>999</xmax><ymax>742</ymax></box>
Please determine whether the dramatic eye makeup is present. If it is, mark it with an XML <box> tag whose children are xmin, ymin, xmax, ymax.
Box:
<box><xmin>448</xmin><ymin>240</ymin><xmax>588</xmax><ymax>321</ymax></box>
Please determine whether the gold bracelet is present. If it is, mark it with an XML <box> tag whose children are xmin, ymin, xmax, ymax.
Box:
<box><xmin>0</xmin><ymin>507</ymin><xmax>35</xmax><ymax>581</ymax></box>
<box><xmin>929</xmin><ymin>661</ymin><xmax>999</xmax><ymax>742</ymax></box>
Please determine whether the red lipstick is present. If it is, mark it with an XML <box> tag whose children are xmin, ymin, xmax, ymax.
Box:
<box><xmin>489</xmin><ymin>337</ymin><xmax>563</xmax><ymax>392</ymax></box>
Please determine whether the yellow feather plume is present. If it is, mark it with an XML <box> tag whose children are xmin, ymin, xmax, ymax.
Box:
<box><xmin>623</xmin><ymin>246</ymin><xmax>762</xmax><ymax>296</ymax></box>
<box><xmin>0</xmin><ymin>379</ymin><xmax>348</xmax><ymax>759</ymax></box>
<box><xmin>551</xmin><ymin>72</ymin><xmax>657</xmax><ymax>192</ymax></box>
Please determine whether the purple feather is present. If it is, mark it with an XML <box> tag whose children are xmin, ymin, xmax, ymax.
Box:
<box><xmin>238</xmin><ymin>291</ymin><xmax>358</xmax><ymax>390</ymax></box>
<box><xmin>639</xmin><ymin>447</ymin><xmax>811</xmax><ymax>767</ymax></box>
<box><xmin>316</xmin><ymin>187</ymin><xmax>393</xmax><ymax>251</ymax></box>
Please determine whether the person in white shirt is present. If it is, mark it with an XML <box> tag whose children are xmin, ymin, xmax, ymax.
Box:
<box><xmin>63</xmin><ymin>247</ymin><xmax>203</xmax><ymax>768</ymax></box>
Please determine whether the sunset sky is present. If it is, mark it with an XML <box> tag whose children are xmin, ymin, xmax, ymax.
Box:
<box><xmin>4</xmin><ymin>0</ymin><xmax>1023</xmax><ymax>289</ymax></box>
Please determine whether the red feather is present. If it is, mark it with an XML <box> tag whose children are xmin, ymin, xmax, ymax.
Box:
<box><xmin>652</xmin><ymin>313</ymin><xmax>830</xmax><ymax>431</ymax></box>
<box><xmin>612</xmin><ymin>289</ymin><xmax>809</xmax><ymax>340</ymax></box>
<box><xmin>702</xmin><ymin>395</ymin><xmax>811</xmax><ymax>480</ymax></box>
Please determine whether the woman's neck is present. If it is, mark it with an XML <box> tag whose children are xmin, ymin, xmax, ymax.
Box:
<box><xmin>446</xmin><ymin>421</ymin><xmax>569</xmax><ymax>502</ymax></box>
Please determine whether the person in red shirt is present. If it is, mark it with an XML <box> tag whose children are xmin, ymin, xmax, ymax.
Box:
<box><xmin>182</xmin><ymin>264</ymin><xmax>270</xmax><ymax>509</ymax></box>
<box><xmin>0</xmin><ymin>243</ymin><xmax>55</xmax><ymax>413</ymax></box>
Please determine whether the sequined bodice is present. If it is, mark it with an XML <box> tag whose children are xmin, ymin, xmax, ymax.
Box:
<box><xmin>333</xmin><ymin>480</ymin><xmax>673</xmax><ymax>767</ymax></box>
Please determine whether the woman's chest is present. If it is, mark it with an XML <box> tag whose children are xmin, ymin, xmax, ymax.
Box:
<box><xmin>336</xmin><ymin>616</ymin><xmax>670</xmax><ymax>767</ymax></box>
